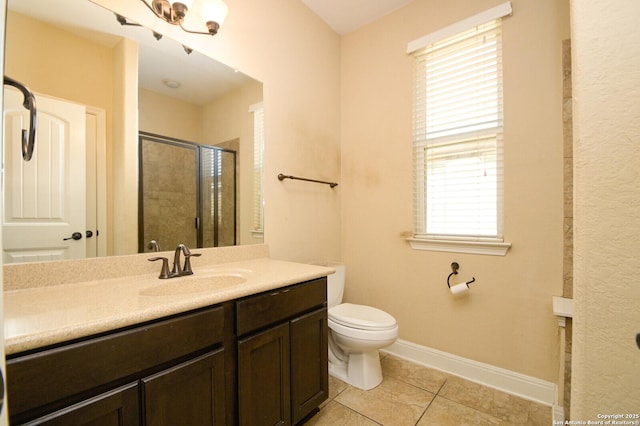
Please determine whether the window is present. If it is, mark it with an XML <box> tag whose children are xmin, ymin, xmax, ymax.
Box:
<box><xmin>250</xmin><ymin>102</ymin><xmax>265</xmax><ymax>235</ymax></box>
<box><xmin>408</xmin><ymin>3</ymin><xmax>512</xmax><ymax>255</ymax></box>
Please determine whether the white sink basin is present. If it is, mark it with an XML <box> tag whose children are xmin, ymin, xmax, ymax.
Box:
<box><xmin>140</xmin><ymin>268</ymin><xmax>251</xmax><ymax>296</ymax></box>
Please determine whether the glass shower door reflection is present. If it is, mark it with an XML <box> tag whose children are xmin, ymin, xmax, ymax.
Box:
<box><xmin>140</xmin><ymin>137</ymin><xmax>198</xmax><ymax>253</ymax></box>
<box><xmin>139</xmin><ymin>133</ymin><xmax>237</xmax><ymax>253</ymax></box>
<box><xmin>200</xmin><ymin>147</ymin><xmax>237</xmax><ymax>247</ymax></box>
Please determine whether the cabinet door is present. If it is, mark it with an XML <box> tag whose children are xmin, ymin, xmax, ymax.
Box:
<box><xmin>141</xmin><ymin>350</ymin><xmax>225</xmax><ymax>426</ymax></box>
<box><xmin>7</xmin><ymin>306</ymin><xmax>224</xmax><ymax>420</ymax></box>
<box><xmin>24</xmin><ymin>383</ymin><xmax>139</xmax><ymax>426</ymax></box>
<box><xmin>238</xmin><ymin>323</ymin><xmax>290</xmax><ymax>426</ymax></box>
<box><xmin>290</xmin><ymin>308</ymin><xmax>328</xmax><ymax>424</ymax></box>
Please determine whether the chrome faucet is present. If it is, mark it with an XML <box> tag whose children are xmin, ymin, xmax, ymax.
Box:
<box><xmin>147</xmin><ymin>240</ymin><xmax>160</xmax><ymax>252</ymax></box>
<box><xmin>148</xmin><ymin>244</ymin><xmax>201</xmax><ymax>279</ymax></box>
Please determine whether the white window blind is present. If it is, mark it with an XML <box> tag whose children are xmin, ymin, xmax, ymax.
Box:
<box><xmin>250</xmin><ymin>102</ymin><xmax>265</xmax><ymax>233</ymax></box>
<box><xmin>412</xmin><ymin>18</ymin><xmax>504</xmax><ymax>240</ymax></box>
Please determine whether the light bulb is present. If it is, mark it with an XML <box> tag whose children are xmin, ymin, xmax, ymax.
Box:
<box><xmin>201</xmin><ymin>0</ymin><xmax>228</xmax><ymax>26</ymax></box>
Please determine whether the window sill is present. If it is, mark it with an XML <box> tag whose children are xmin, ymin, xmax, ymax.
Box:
<box><xmin>407</xmin><ymin>237</ymin><xmax>511</xmax><ymax>256</ymax></box>
<box><xmin>251</xmin><ymin>229</ymin><xmax>264</xmax><ymax>238</ymax></box>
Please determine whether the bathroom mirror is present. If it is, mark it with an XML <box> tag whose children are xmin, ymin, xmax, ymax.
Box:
<box><xmin>3</xmin><ymin>0</ymin><xmax>264</xmax><ymax>263</ymax></box>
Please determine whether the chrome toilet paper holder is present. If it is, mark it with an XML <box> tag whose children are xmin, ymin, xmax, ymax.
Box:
<box><xmin>447</xmin><ymin>262</ymin><xmax>475</xmax><ymax>288</ymax></box>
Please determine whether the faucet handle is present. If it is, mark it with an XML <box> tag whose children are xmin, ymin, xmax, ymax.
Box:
<box><xmin>149</xmin><ymin>257</ymin><xmax>171</xmax><ymax>279</ymax></box>
<box><xmin>182</xmin><ymin>252</ymin><xmax>202</xmax><ymax>275</ymax></box>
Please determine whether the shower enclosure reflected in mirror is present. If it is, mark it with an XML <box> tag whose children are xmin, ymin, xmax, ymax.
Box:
<box><xmin>139</xmin><ymin>133</ymin><xmax>237</xmax><ymax>252</ymax></box>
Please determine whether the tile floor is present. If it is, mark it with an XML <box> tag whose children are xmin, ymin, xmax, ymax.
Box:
<box><xmin>306</xmin><ymin>354</ymin><xmax>552</xmax><ymax>426</ymax></box>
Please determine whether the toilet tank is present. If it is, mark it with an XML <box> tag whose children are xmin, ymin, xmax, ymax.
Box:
<box><xmin>326</xmin><ymin>262</ymin><xmax>345</xmax><ymax>308</ymax></box>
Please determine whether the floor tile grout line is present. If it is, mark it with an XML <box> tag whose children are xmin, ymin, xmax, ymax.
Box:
<box><xmin>432</xmin><ymin>393</ymin><xmax>510</xmax><ymax>424</ymax></box>
<box><xmin>380</xmin><ymin>371</ymin><xmax>450</xmax><ymax>399</ymax></box>
<box><xmin>413</xmin><ymin>392</ymin><xmax>438</xmax><ymax>426</ymax></box>
<box><xmin>381</xmin><ymin>356</ymin><xmax>552</xmax><ymax>423</ymax></box>
<box><xmin>435</xmin><ymin>377</ymin><xmax>448</xmax><ymax>395</ymax></box>
<box><xmin>333</xmin><ymin>399</ymin><xmax>384</xmax><ymax>425</ymax></box>
<box><xmin>434</xmin><ymin>389</ymin><xmax>541</xmax><ymax>425</ymax></box>
<box><xmin>328</xmin><ymin>376</ymin><xmax>515</xmax><ymax>426</ymax></box>
<box><xmin>329</xmin><ymin>375</ymin><xmax>438</xmax><ymax>426</ymax></box>
<box><xmin>379</xmin><ymin>362</ymin><xmax>529</xmax><ymax>424</ymax></box>
<box><xmin>409</xmin><ymin>375</ymin><xmax>448</xmax><ymax>424</ymax></box>
<box><xmin>324</xmin><ymin>355</ymin><xmax>552</xmax><ymax>426</ymax></box>
<box><xmin>360</xmin><ymin>374</ymin><xmax>442</xmax><ymax>425</ymax></box>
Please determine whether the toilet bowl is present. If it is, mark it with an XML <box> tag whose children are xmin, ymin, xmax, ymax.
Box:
<box><xmin>326</xmin><ymin>264</ymin><xmax>398</xmax><ymax>390</ymax></box>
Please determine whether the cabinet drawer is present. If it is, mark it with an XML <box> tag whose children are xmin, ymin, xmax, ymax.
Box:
<box><xmin>7</xmin><ymin>305</ymin><xmax>224</xmax><ymax>420</ymax></box>
<box><xmin>23</xmin><ymin>383</ymin><xmax>140</xmax><ymax>426</ymax></box>
<box><xmin>236</xmin><ymin>278</ymin><xmax>327</xmax><ymax>336</ymax></box>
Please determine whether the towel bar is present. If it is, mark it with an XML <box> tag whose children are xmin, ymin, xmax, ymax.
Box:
<box><xmin>278</xmin><ymin>173</ymin><xmax>338</xmax><ymax>188</ymax></box>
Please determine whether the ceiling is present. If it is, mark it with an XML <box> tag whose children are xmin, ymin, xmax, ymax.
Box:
<box><xmin>7</xmin><ymin>0</ymin><xmax>255</xmax><ymax>105</ymax></box>
<box><xmin>302</xmin><ymin>0</ymin><xmax>414</xmax><ymax>35</ymax></box>
<box><xmin>7</xmin><ymin>0</ymin><xmax>411</xmax><ymax>104</ymax></box>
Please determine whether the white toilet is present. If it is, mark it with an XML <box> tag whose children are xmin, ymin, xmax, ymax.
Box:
<box><xmin>327</xmin><ymin>263</ymin><xmax>398</xmax><ymax>390</ymax></box>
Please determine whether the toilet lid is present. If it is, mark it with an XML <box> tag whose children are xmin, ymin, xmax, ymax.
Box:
<box><xmin>328</xmin><ymin>303</ymin><xmax>397</xmax><ymax>331</ymax></box>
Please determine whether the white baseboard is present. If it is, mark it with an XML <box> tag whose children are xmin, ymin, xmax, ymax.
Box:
<box><xmin>381</xmin><ymin>339</ymin><xmax>558</xmax><ymax>409</ymax></box>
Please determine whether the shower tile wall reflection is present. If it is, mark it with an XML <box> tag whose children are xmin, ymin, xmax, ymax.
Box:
<box><xmin>141</xmin><ymin>139</ymin><xmax>197</xmax><ymax>252</ymax></box>
<box><xmin>140</xmin><ymin>134</ymin><xmax>238</xmax><ymax>252</ymax></box>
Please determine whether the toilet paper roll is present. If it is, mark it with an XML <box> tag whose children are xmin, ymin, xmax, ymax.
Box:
<box><xmin>450</xmin><ymin>283</ymin><xmax>469</xmax><ymax>296</ymax></box>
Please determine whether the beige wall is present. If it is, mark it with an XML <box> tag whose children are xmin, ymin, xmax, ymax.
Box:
<box><xmin>110</xmin><ymin>38</ymin><xmax>139</xmax><ymax>255</ymax></box>
<box><xmin>5</xmin><ymin>11</ymin><xmax>113</xmax><ymax>112</ymax></box>
<box><xmin>92</xmin><ymin>0</ymin><xmax>342</xmax><ymax>262</ymax></box>
<box><xmin>570</xmin><ymin>0</ymin><xmax>640</xmax><ymax>417</ymax></box>
<box><xmin>201</xmin><ymin>80</ymin><xmax>263</xmax><ymax>245</ymax></box>
<box><xmin>341</xmin><ymin>0</ymin><xmax>569</xmax><ymax>383</ymax></box>
<box><xmin>201</xmin><ymin>79</ymin><xmax>262</xmax><ymax>147</ymax></box>
<box><xmin>139</xmin><ymin>88</ymin><xmax>203</xmax><ymax>142</ymax></box>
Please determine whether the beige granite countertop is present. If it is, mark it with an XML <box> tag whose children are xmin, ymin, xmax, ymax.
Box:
<box><xmin>4</xmin><ymin>245</ymin><xmax>334</xmax><ymax>355</ymax></box>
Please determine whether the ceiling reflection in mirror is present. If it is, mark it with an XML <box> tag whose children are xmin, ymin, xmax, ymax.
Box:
<box><xmin>3</xmin><ymin>0</ymin><xmax>264</xmax><ymax>264</ymax></box>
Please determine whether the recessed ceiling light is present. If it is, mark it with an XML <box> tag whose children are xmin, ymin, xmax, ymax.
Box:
<box><xmin>162</xmin><ymin>79</ymin><xmax>181</xmax><ymax>89</ymax></box>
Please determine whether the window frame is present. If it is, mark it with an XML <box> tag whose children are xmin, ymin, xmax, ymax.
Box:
<box><xmin>250</xmin><ymin>102</ymin><xmax>265</xmax><ymax>237</ymax></box>
<box><xmin>407</xmin><ymin>3</ymin><xmax>513</xmax><ymax>256</ymax></box>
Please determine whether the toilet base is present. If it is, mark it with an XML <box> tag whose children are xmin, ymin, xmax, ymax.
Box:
<box><xmin>329</xmin><ymin>349</ymin><xmax>382</xmax><ymax>391</ymax></box>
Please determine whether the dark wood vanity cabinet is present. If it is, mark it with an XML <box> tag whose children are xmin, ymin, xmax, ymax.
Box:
<box><xmin>5</xmin><ymin>277</ymin><xmax>328</xmax><ymax>425</ymax></box>
<box><xmin>20</xmin><ymin>383</ymin><xmax>141</xmax><ymax>425</ymax></box>
<box><xmin>28</xmin><ymin>351</ymin><xmax>227</xmax><ymax>426</ymax></box>
<box><xmin>141</xmin><ymin>350</ymin><xmax>226</xmax><ymax>425</ymax></box>
<box><xmin>238</xmin><ymin>322</ymin><xmax>292</xmax><ymax>425</ymax></box>
<box><xmin>6</xmin><ymin>305</ymin><xmax>228</xmax><ymax>425</ymax></box>
<box><xmin>236</xmin><ymin>278</ymin><xmax>328</xmax><ymax>426</ymax></box>
<box><xmin>289</xmin><ymin>308</ymin><xmax>329</xmax><ymax>424</ymax></box>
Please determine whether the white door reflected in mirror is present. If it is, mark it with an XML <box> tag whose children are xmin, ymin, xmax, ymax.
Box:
<box><xmin>3</xmin><ymin>89</ymin><xmax>87</xmax><ymax>263</ymax></box>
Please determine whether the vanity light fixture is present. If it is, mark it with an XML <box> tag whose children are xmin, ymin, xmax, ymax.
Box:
<box><xmin>139</xmin><ymin>0</ymin><xmax>228</xmax><ymax>36</ymax></box>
